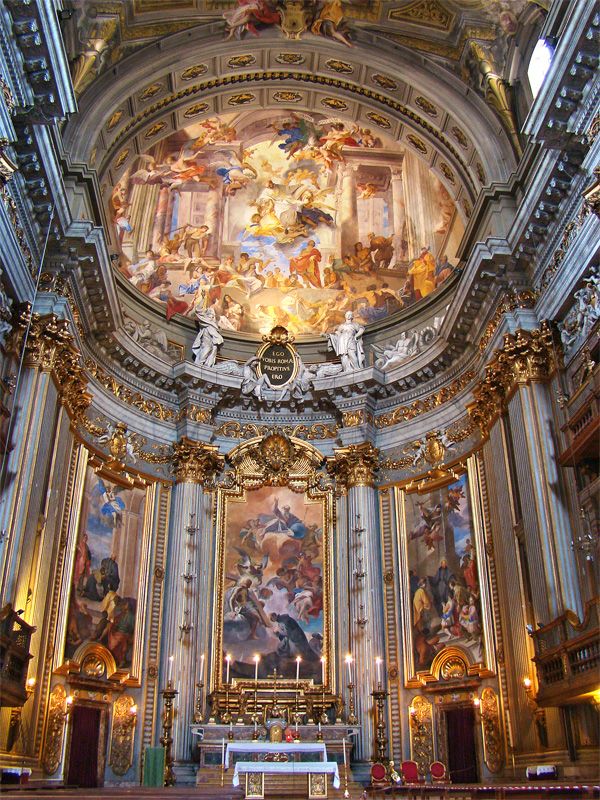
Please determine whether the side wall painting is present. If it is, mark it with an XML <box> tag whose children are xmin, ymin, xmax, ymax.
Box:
<box><xmin>395</xmin><ymin>458</ymin><xmax>495</xmax><ymax>684</ymax></box>
<box><xmin>64</xmin><ymin>465</ymin><xmax>147</xmax><ymax>670</ymax></box>
<box><xmin>219</xmin><ymin>485</ymin><xmax>326</xmax><ymax>682</ymax></box>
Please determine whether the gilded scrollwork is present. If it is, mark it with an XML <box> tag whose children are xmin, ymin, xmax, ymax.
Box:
<box><xmin>468</xmin><ymin>322</ymin><xmax>559</xmax><ymax>431</ymax></box>
<box><xmin>375</xmin><ymin>371</ymin><xmax>475</xmax><ymax>429</ymax></box>
<box><xmin>85</xmin><ymin>360</ymin><xmax>177</xmax><ymax>421</ymax></box>
<box><xmin>109</xmin><ymin>694</ymin><xmax>136</xmax><ymax>776</ymax></box>
<box><xmin>480</xmin><ymin>687</ymin><xmax>503</xmax><ymax>773</ymax></box>
<box><xmin>327</xmin><ymin>442</ymin><xmax>379</xmax><ymax>489</ymax></box>
<box><xmin>42</xmin><ymin>684</ymin><xmax>66</xmax><ymax>774</ymax></box>
<box><xmin>409</xmin><ymin>696</ymin><xmax>434</xmax><ymax>777</ymax></box>
<box><xmin>171</xmin><ymin>437</ymin><xmax>224</xmax><ymax>486</ymax></box>
<box><xmin>227</xmin><ymin>431</ymin><xmax>325</xmax><ymax>491</ymax></box>
<box><xmin>216</xmin><ymin>421</ymin><xmax>338</xmax><ymax>441</ymax></box>
<box><xmin>479</xmin><ymin>289</ymin><xmax>538</xmax><ymax>353</ymax></box>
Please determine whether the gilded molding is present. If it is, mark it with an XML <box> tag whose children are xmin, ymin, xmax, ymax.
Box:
<box><xmin>479</xmin><ymin>289</ymin><xmax>538</xmax><ymax>353</ymax></box>
<box><xmin>109</xmin><ymin>694</ymin><xmax>136</xmax><ymax>775</ymax></box>
<box><xmin>327</xmin><ymin>442</ymin><xmax>379</xmax><ymax>489</ymax></box>
<box><xmin>1</xmin><ymin>187</ymin><xmax>33</xmax><ymax>273</ymax></box>
<box><xmin>480</xmin><ymin>687</ymin><xmax>503</xmax><ymax>773</ymax></box>
<box><xmin>42</xmin><ymin>684</ymin><xmax>66</xmax><ymax>774</ymax></box>
<box><xmin>342</xmin><ymin>409</ymin><xmax>373</xmax><ymax>428</ymax></box>
<box><xmin>86</xmin><ymin>359</ymin><xmax>177</xmax><ymax>421</ymax></box>
<box><xmin>468</xmin><ymin>321</ymin><xmax>560</xmax><ymax>431</ymax></box>
<box><xmin>216</xmin><ymin>420</ymin><xmax>338</xmax><ymax>441</ymax></box>
<box><xmin>226</xmin><ymin>431</ymin><xmax>324</xmax><ymax>490</ymax></box>
<box><xmin>409</xmin><ymin>696</ymin><xmax>434</xmax><ymax>777</ymax></box>
<box><xmin>104</xmin><ymin>73</ymin><xmax>476</xmax><ymax>194</ymax></box>
<box><xmin>540</xmin><ymin>201</ymin><xmax>591</xmax><ymax>291</ymax></box>
<box><xmin>375</xmin><ymin>371</ymin><xmax>475</xmax><ymax>429</ymax></box>
<box><xmin>171</xmin><ymin>436</ymin><xmax>224</xmax><ymax>485</ymax></box>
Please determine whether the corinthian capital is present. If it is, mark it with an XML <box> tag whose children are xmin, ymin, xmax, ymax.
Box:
<box><xmin>171</xmin><ymin>437</ymin><xmax>224</xmax><ymax>486</ymax></box>
<box><xmin>327</xmin><ymin>442</ymin><xmax>380</xmax><ymax>489</ymax></box>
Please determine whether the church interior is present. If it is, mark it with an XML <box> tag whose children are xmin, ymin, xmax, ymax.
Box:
<box><xmin>0</xmin><ymin>0</ymin><xmax>598</xmax><ymax>797</ymax></box>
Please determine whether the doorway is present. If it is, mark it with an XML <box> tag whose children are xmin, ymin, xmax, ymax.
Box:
<box><xmin>66</xmin><ymin>705</ymin><xmax>102</xmax><ymax>787</ymax></box>
<box><xmin>445</xmin><ymin>706</ymin><xmax>478</xmax><ymax>783</ymax></box>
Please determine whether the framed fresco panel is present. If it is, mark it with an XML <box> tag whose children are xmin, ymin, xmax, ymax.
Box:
<box><xmin>394</xmin><ymin>456</ymin><xmax>495</xmax><ymax>686</ymax></box>
<box><xmin>214</xmin><ymin>466</ymin><xmax>334</xmax><ymax>689</ymax></box>
<box><xmin>55</xmin><ymin>446</ymin><xmax>156</xmax><ymax>683</ymax></box>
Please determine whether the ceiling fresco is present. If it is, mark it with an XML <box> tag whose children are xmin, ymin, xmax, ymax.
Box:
<box><xmin>112</xmin><ymin>110</ymin><xmax>463</xmax><ymax>335</ymax></box>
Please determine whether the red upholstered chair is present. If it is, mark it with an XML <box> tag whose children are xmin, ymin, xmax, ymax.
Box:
<box><xmin>370</xmin><ymin>762</ymin><xmax>389</xmax><ymax>789</ymax></box>
<box><xmin>430</xmin><ymin>761</ymin><xmax>447</xmax><ymax>782</ymax></box>
<box><xmin>400</xmin><ymin>760</ymin><xmax>423</xmax><ymax>784</ymax></box>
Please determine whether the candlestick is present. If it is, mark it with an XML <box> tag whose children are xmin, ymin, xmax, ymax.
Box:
<box><xmin>226</xmin><ymin>653</ymin><xmax>231</xmax><ymax>684</ymax></box>
<box><xmin>342</xmin><ymin>736</ymin><xmax>350</xmax><ymax>799</ymax></box>
<box><xmin>221</xmin><ymin>737</ymin><xmax>225</xmax><ymax>787</ymax></box>
<box><xmin>168</xmin><ymin>654</ymin><xmax>174</xmax><ymax>686</ymax></box>
<box><xmin>194</xmin><ymin>680</ymin><xmax>204</xmax><ymax>723</ymax></box>
<box><xmin>160</xmin><ymin>684</ymin><xmax>178</xmax><ymax>786</ymax></box>
<box><xmin>375</xmin><ymin>656</ymin><xmax>382</xmax><ymax>687</ymax></box>
<box><xmin>346</xmin><ymin>682</ymin><xmax>358</xmax><ymax>725</ymax></box>
<box><xmin>372</xmin><ymin>686</ymin><xmax>388</xmax><ymax>764</ymax></box>
<box><xmin>345</xmin><ymin>654</ymin><xmax>352</xmax><ymax>684</ymax></box>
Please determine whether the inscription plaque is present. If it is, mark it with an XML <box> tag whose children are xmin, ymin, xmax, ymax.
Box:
<box><xmin>258</xmin><ymin>343</ymin><xmax>296</xmax><ymax>387</ymax></box>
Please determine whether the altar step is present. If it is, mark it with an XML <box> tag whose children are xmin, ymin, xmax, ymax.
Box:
<box><xmin>196</xmin><ymin>765</ymin><xmax>365</xmax><ymax>797</ymax></box>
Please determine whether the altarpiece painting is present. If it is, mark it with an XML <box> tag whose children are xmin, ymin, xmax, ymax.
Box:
<box><xmin>59</xmin><ymin>449</ymin><xmax>156</xmax><ymax>679</ymax></box>
<box><xmin>214</xmin><ymin>435</ymin><xmax>333</xmax><ymax>688</ymax></box>
<box><xmin>394</xmin><ymin>459</ymin><xmax>495</xmax><ymax>685</ymax></box>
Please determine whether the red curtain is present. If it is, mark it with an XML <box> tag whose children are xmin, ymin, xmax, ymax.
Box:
<box><xmin>446</xmin><ymin>707</ymin><xmax>478</xmax><ymax>783</ymax></box>
<box><xmin>67</xmin><ymin>706</ymin><xmax>101</xmax><ymax>787</ymax></box>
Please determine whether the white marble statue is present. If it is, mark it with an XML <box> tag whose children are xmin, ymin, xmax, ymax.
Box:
<box><xmin>241</xmin><ymin>356</ymin><xmax>274</xmax><ymax>400</ymax></box>
<box><xmin>123</xmin><ymin>316</ymin><xmax>178</xmax><ymax>362</ymax></box>
<box><xmin>192</xmin><ymin>307</ymin><xmax>224</xmax><ymax>367</ymax></box>
<box><xmin>324</xmin><ymin>311</ymin><xmax>365</xmax><ymax>371</ymax></box>
<box><xmin>376</xmin><ymin>331</ymin><xmax>418</xmax><ymax>369</ymax></box>
<box><xmin>559</xmin><ymin>266</ymin><xmax>600</xmax><ymax>353</ymax></box>
<box><xmin>278</xmin><ymin>360</ymin><xmax>315</xmax><ymax>401</ymax></box>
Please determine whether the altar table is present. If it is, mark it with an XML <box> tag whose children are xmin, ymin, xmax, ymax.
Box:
<box><xmin>225</xmin><ymin>740</ymin><xmax>327</xmax><ymax>768</ymax></box>
<box><xmin>232</xmin><ymin>760</ymin><xmax>340</xmax><ymax>789</ymax></box>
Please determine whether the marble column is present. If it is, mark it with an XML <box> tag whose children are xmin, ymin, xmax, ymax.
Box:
<box><xmin>390</xmin><ymin>167</ymin><xmax>406</xmax><ymax>262</ymax></box>
<box><xmin>328</xmin><ymin>443</ymin><xmax>385</xmax><ymax>762</ymax></box>
<box><xmin>161</xmin><ymin>438</ymin><xmax>224</xmax><ymax>771</ymax></box>
<box><xmin>338</xmin><ymin>163</ymin><xmax>358</xmax><ymax>258</ymax></box>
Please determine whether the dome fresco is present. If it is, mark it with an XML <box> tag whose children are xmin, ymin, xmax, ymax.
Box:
<box><xmin>111</xmin><ymin>110</ymin><xmax>464</xmax><ymax>335</ymax></box>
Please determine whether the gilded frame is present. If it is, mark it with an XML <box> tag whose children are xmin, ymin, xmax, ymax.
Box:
<box><xmin>212</xmin><ymin>435</ymin><xmax>335</xmax><ymax>691</ymax></box>
<box><xmin>393</xmin><ymin>455</ymin><xmax>496</xmax><ymax>687</ymax></box>
<box><xmin>53</xmin><ymin>445</ymin><xmax>158</xmax><ymax>685</ymax></box>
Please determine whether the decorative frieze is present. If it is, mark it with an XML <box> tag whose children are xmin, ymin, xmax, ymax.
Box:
<box><xmin>42</xmin><ymin>684</ymin><xmax>66</xmax><ymax>774</ymax></box>
<box><xmin>480</xmin><ymin>687</ymin><xmax>503</xmax><ymax>773</ymax></box>
<box><xmin>109</xmin><ymin>695</ymin><xmax>137</xmax><ymax>775</ymax></box>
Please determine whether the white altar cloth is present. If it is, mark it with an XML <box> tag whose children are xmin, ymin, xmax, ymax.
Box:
<box><xmin>225</xmin><ymin>741</ymin><xmax>327</xmax><ymax>768</ymax></box>
<box><xmin>232</xmin><ymin>761</ymin><xmax>340</xmax><ymax>789</ymax></box>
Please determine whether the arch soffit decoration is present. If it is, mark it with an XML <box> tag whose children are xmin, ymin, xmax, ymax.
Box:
<box><xmin>63</xmin><ymin>27</ymin><xmax>517</xmax><ymax>205</ymax></box>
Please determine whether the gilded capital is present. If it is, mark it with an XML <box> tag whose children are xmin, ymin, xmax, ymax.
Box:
<box><xmin>468</xmin><ymin>321</ymin><xmax>560</xmax><ymax>430</ymax></box>
<box><xmin>171</xmin><ymin>437</ymin><xmax>224</xmax><ymax>486</ymax></box>
<box><xmin>327</xmin><ymin>442</ymin><xmax>379</xmax><ymax>489</ymax></box>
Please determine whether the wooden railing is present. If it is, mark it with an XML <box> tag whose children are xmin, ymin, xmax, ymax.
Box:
<box><xmin>531</xmin><ymin>597</ymin><xmax>599</xmax><ymax>706</ymax></box>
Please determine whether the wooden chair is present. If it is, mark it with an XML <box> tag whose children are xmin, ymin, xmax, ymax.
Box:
<box><xmin>430</xmin><ymin>761</ymin><xmax>447</xmax><ymax>782</ymax></box>
<box><xmin>370</xmin><ymin>761</ymin><xmax>389</xmax><ymax>790</ymax></box>
<box><xmin>400</xmin><ymin>760</ymin><xmax>423</xmax><ymax>784</ymax></box>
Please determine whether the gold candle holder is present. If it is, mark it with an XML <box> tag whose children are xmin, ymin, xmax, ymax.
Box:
<box><xmin>346</xmin><ymin>682</ymin><xmax>358</xmax><ymax>725</ymax></box>
<box><xmin>372</xmin><ymin>687</ymin><xmax>388</xmax><ymax>764</ymax></box>
<box><xmin>193</xmin><ymin>681</ymin><xmax>204</xmax><ymax>724</ymax></box>
<box><xmin>160</xmin><ymin>683</ymin><xmax>178</xmax><ymax>786</ymax></box>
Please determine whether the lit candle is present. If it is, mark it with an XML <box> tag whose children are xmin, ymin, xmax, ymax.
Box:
<box><xmin>375</xmin><ymin>657</ymin><xmax>382</xmax><ymax>686</ymax></box>
<box><xmin>345</xmin><ymin>654</ymin><xmax>352</xmax><ymax>684</ymax></box>
<box><xmin>342</xmin><ymin>737</ymin><xmax>346</xmax><ymax>768</ymax></box>
<box><xmin>321</xmin><ymin>656</ymin><xmax>326</xmax><ymax>685</ymax></box>
<box><xmin>253</xmin><ymin>654</ymin><xmax>259</xmax><ymax>683</ymax></box>
<box><xmin>168</xmin><ymin>654</ymin><xmax>174</xmax><ymax>685</ymax></box>
<box><xmin>296</xmin><ymin>656</ymin><xmax>301</xmax><ymax>683</ymax></box>
<box><xmin>226</xmin><ymin>654</ymin><xmax>231</xmax><ymax>684</ymax></box>
<box><xmin>199</xmin><ymin>653</ymin><xmax>205</xmax><ymax>684</ymax></box>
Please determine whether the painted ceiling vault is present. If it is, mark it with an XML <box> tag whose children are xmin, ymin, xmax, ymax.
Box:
<box><xmin>61</xmin><ymin>0</ymin><xmax>546</xmax><ymax>339</ymax></box>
